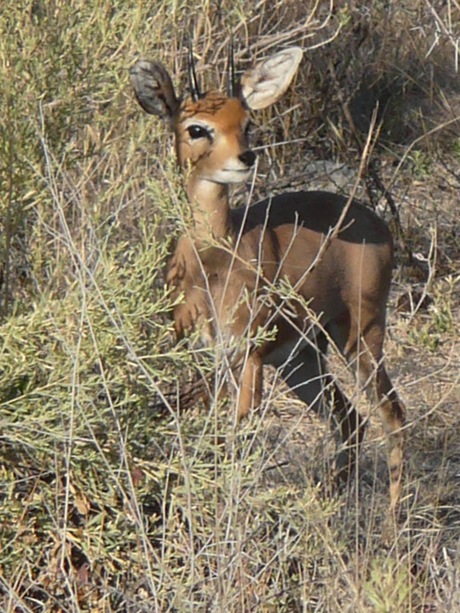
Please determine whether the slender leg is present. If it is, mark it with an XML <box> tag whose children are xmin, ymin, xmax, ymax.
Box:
<box><xmin>332</xmin><ymin>313</ymin><xmax>405</xmax><ymax>509</ymax></box>
<box><xmin>273</xmin><ymin>335</ymin><xmax>365</xmax><ymax>482</ymax></box>
<box><xmin>236</xmin><ymin>352</ymin><xmax>263</xmax><ymax>421</ymax></box>
<box><xmin>375</xmin><ymin>364</ymin><xmax>405</xmax><ymax>510</ymax></box>
<box><xmin>326</xmin><ymin>379</ymin><xmax>366</xmax><ymax>481</ymax></box>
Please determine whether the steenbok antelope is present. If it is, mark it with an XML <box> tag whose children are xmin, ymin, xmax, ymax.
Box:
<box><xmin>130</xmin><ymin>44</ymin><xmax>405</xmax><ymax>508</ymax></box>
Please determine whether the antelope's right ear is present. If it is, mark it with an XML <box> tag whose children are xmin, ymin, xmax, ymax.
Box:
<box><xmin>130</xmin><ymin>60</ymin><xmax>179</xmax><ymax>120</ymax></box>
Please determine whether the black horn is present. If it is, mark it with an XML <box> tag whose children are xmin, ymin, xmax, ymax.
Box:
<box><xmin>188</xmin><ymin>38</ymin><xmax>201</xmax><ymax>102</ymax></box>
<box><xmin>227</xmin><ymin>37</ymin><xmax>237</xmax><ymax>98</ymax></box>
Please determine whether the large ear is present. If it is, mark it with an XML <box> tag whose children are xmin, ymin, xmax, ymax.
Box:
<box><xmin>240</xmin><ymin>47</ymin><xmax>303</xmax><ymax>110</ymax></box>
<box><xmin>130</xmin><ymin>60</ymin><xmax>179</xmax><ymax>120</ymax></box>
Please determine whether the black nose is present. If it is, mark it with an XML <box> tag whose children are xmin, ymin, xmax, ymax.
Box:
<box><xmin>239</xmin><ymin>150</ymin><xmax>256</xmax><ymax>168</ymax></box>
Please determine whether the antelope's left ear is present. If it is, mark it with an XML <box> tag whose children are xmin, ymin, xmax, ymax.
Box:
<box><xmin>240</xmin><ymin>47</ymin><xmax>303</xmax><ymax>110</ymax></box>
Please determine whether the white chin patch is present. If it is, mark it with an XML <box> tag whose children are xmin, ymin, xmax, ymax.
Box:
<box><xmin>212</xmin><ymin>168</ymin><xmax>252</xmax><ymax>184</ymax></box>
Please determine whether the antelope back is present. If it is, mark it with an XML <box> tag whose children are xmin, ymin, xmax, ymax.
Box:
<box><xmin>130</xmin><ymin>47</ymin><xmax>303</xmax><ymax>183</ymax></box>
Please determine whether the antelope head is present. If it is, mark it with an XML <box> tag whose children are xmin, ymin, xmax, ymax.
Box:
<box><xmin>130</xmin><ymin>43</ymin><xmax>303</xmax><ymax>185</ymax></box>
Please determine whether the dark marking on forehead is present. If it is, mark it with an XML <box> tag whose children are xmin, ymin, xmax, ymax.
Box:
<box><xmin>180</xmin><ymin>91</ymin><xmax>232</xmax><ymax>119</ymax></box>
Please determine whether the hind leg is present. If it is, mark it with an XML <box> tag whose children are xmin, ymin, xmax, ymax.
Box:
<box><xmin>270</xmin><ymin>333</ymin><xmax>365</xmax><ymax>482</ymax></box>
<box><xmin>331</xmin><ymin>313</ymin><xmax>405</xmax><ymax>509</ymax></box>
<box><xmin>374</xmin><ymin>364</ymin><xmax>405</xmax><ymax>510</ymax></box>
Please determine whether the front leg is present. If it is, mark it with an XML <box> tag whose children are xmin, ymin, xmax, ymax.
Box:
<box><xmin>236</xmin><ymin>352</ymin><xmax>263</xmax><ymax>421</ymax></box>
<box><xmin>173</xmin><ymin>303</ymin><xmax>196</xmax><ymax>340</ymax></box>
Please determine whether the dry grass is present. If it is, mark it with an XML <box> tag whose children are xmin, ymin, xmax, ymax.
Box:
<box><xmin>1</xmin><ymin>0</ymin><xmax>460</xmax><ymax>611</ymax></box>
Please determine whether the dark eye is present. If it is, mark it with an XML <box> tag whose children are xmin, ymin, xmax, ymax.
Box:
<box><xmin>187</xmin><ymin>125</ymin><xmax>210</xmax><ymax>140</ymax></box>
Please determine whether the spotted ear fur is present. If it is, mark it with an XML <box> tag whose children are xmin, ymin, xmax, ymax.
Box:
<box><xmin>130</xmin><ymin>60</ymin><xmax>179</xmax><ymax>120</ymax></box>
<box><xmin>240</xmin><ymin>47</ymin><xmax>303</xmax><ymax>110</ymax></box>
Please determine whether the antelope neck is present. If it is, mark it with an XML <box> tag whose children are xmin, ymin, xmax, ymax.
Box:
<box><xmin>186</xmin><ymin>176</ymin><xmax>234</xmax><ymax>242</ymax></box>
